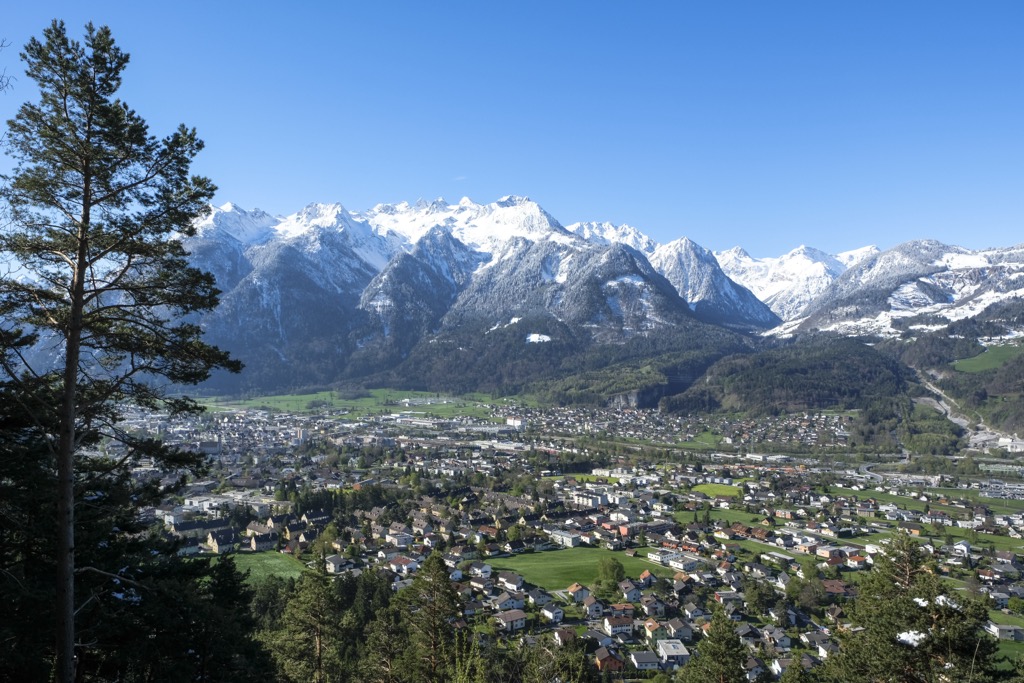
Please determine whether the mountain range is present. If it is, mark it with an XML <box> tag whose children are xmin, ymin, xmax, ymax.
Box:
<box><xmin>185</xmin><ymin>196</ymin><xmax>1024</xmax><ymax>402</ymax></box>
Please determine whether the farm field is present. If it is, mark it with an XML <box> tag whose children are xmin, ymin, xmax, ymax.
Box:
<box><xmin>953</xmin><ymin>344</ymin><xmax>1024</xmax><ymax>373</ymax></box>
<box><xmin>924</xmin><ymin>487</ymin><xmax>1024</xmax><ymax>517</ymax></box>
<box><xmin>857</xmin><ymin>521</ymin><xmax>1024</xmax><ymax>554</ymax></box>
<box><xmin>681</xmin><ymin>431</ymin><xmax>723</xmax><ymax>450</ymax></box>
<box><xmin>998</xmin><ymin>640</ymin><xmax>1024</xmax><ymax>670</ymax></box>
<box><xmin>217</xmin><ymin>551</ymin><xmax>308</xmax><ymax>583</ymax></box>
<box><xmin>487</xmin><ymin>547</ymin><xmax>673</xmax><ymax>592</ymax></box>
<box><xmin>202</xmin><ymin>388</ymin><xmax>506</xmax><ymax>421</ymax></box>
<box><xmin>691</xmin><ymin>483</ymin><xmax>743</xmax><ymax>498</ymax></box>
<box><xmin>675</xmin><ymin>507</ymin><xmax>763</xmax><ymax>527</ymax></box>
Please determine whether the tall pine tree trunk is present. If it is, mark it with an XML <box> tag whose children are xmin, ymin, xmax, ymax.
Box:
<box><xmin>56</xmin><ymin>214</ymin><xmax>89</xmax><ymax>682</ymax></box>
<box><xmin>0</xmin><ymin>23</ymin><xmax>237</xmax><ymax>679</ymax></box>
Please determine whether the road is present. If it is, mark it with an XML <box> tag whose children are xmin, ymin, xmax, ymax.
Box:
<box><xmin>859</xmin><ymin>452</ymin><xmax>909</xmax><ymax>482</ymax></box>
<box><xmin>918</xmin><ymin>378</ymin><xmax>1007</xmax><ymax>451</ymax></box>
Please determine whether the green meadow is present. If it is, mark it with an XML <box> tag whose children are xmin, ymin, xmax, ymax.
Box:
<box><xmin>487</xmin><ymin>546</ymin><xmax>673</xmax><ymax>592</ymax></box>
<box><xmin>953</xmin><ymin>344</ymin><xmax>1024</xmax><ymax>373</ymax></box>
<box><xmin>691</xmin><ymin>483</ymin><xmax>743</xmax><ymax>498</ymax></box>
<box><xmin>202</xmin><ymin>388</ymin><xmax>512</xmax><ymax>421</ymax></box>
<box><xmin>216</xmin><ymin>551</ymin><xmax>308</xmax><ymax>584</ymax></box>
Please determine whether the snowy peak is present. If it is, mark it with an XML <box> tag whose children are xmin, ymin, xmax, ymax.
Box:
<box><xmin>275</xmin><ymin>202</ymin><xmax>352</xmax><ymax>239</ymax></box>
<box><xmin>716</xmin><ymin>244</ymin><xmax>862</xmax><ymax>322</ymax></box>
<box><xmin>717</xmin><ymin>246</ymin><xmax>751</xmax><ymax>261</ymax></box>
<box><xmin>194</xmin><ymin>203</ymin><xmax>279</xmax><ymax>244</ymax></box>
<box><xmin>650</xmin><ymin>238</ymin><xmax>779</xmax><ymax>329</ymax></box>
<box><xmin>357</xmin><ymin>195</ymin><xmax>571</xmax><ymax>254</ymax></box>
<box><xmin>836</xmin><ymin>245</ymin><xmax>880</xmax><ymax>268</ymax></box>
<box><xmin>565</xmin><ymin>221</ymin><xmax>658</xmax><ymax>255</ymax></box>
<box><xmin>798</xmin><ymin>240</ymin><xmax>1024</xmax><ymax>336</ymax></box>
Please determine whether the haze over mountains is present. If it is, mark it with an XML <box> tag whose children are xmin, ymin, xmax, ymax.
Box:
<box><xmin>184</xmin><ymin>196</ymin><xmax>1024</xmax><ymax>395</ymax></box>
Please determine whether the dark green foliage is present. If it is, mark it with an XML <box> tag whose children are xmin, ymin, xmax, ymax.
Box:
<box><xmin>778</xmin><ymin>662</ymin><xmax>816</xmax><ymax>683</ymax></box>
<box><xmin>742</xmin><ymin>576</ymin><xmax>776</xmax><ymax>618</ymax></box>
<box><xmin>0</xmin><ymin>21</ymin><xmax>239</xmax><ymax>681</ymax></box>
<box><xmin>882</xmin><ymin>328</ymin><xmax>984</xmax><ymax>368</ymax></box>
<box><xmin>676</xmin><ymin>608</ymin><xmax>747</xmax><ymax>683</ymax></box>
<box><xmin>539</xmin><ymin>343</ymin><xmax>750</xmax><ymax>408</ymax></box>
<box><xmin>380</xmin><ymin>315</ymin><xmax>584</xmax><ymax>395</ymax></box>
<box><xmin>0</xmin><ymin>382</ymin><xmax>269</xmax><ymax>682</ymax></box>
<box><xmin>880</xmin><ymin>301</ymin><xmax>1024</xmax><ymax>433</ymax></box>
<box><xmin>368</xmin><ymin>309</ymin><xmax>754</xmax><ymax>402</ymax></box>
<box><xmin>820</xmin><ymin>535</ymin><xmax>1000</xmax><ymax>683</ymax></box>
<box><xmin>937</xmin><ymin>350</ymin><xmax>1024</xmax><ymax>433</ymax></box>
<box><xmin>663</xmin><ymin>336</ymin><xmax>912</xmax><ymax>416</ymax></box>
<box><xmin>393</xmin><ymin>552</ymin><xmax>464</xmax><ymax>682</ymax></box>
<box><xmin>262</xmin><ymin>571</ymin><xmax>347</xmax><ymax>683</ymax></box>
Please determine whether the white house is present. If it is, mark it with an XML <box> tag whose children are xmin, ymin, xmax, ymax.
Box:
<box><xmin>496</xmin><ymin>609</ymin><xmax>528</xmax><ymax>632</ymax></box>
<box><xmin>541</xmin><ymin>604</ymin><xmax>564</xmax><ymax>623</ymax></box>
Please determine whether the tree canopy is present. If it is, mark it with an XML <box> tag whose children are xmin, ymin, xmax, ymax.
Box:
<box><xmin>820</xmin><ymin>534</ymin><xmax>1000</xmax><ymax>683</ymax></box>
<box><xmin>0</xmin><ymin>20</ymin><xmax>238</xmax><ymax>682</ymax></box>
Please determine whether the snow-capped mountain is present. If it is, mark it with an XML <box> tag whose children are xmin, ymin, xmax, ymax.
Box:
<box><xmin>359</xmin><ymin>195</ymin><xmax>575</xmax><ymax>255</ymax></box>
<box><xmin>182</xmin><ymin>196</ymin><xmax>1024</xmax><ymax>394</ymax></box>
<box><xmin>193</xmin><ymin>202</ymin><xmax>278</xmax><ymax>243</ymax></box>
<box><xmin>715</xmin><ymin>244</ymin><xmax>879</xmax><ymax>321</ymax></box>
<box><xmin>564</xmin><ymin>221</ymin><xmax>658</xmax><ymax>255</ymax></box>
<box><xmin>650</xmin><ymin>238</ymin><xmax>779</xmax><ymax>329</ymax></box>
<box><xmin>796</xmin><ymin>240</ymin><xmax>1024</xmax><ymax>336</ymax></box>
<box><xmin>184</xmin><ymin>196</ymin><xmax>735</xmax><ymax>391</ymax></box>
<box><xmin>444</xmin><ymin>238</ymin><xmax>693</xmax><ymax>339</ymax></box>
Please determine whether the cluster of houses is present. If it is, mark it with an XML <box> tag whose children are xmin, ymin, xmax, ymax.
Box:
<box><xmin>164</xmin><ymin>506</ymin><xmax>331</xmax><ymax>556</ymax></box>
<box><xmin>132</xmin><ymin>399</ymin><xmax>1024</xmax><ymax>678</ymax></box>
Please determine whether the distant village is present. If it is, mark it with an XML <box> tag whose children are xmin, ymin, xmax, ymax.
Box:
<box><xmin>125</xmin><ymin>401</ymin><xmax>1024</xmax><ymax>678</ymax></box>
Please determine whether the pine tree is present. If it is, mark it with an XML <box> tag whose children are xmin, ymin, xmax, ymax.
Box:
<box><xmin>263</xmin><ymin>571</ymin><xmax>346</xmax><ymax>683</ymax></box>
<box><xmin>0</xmin><ymin>21</ymin><xmax>239</xmax><ymax>682</ymax></box>
<box><xmin>676</xmin><ymin>609</ymin><xmax>747</xmax><ymax>683</ymax></box>
<box><xmin>394</xmin><ymin>552</ymin><xmax>463</xmax><ymax>682</ymax></box>
<box><xmin>778</xmin><ymin>661</ymin><xmax>815</xmax><ymax>683</ymax></box>
<box><xmin>820</xmin><ymin>534</ymin><xmax>999</xmax><ymax>683</ymax></box>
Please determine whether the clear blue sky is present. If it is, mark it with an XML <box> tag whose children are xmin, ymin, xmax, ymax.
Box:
<box><xmin>2</xmin><ymin>2</ymin><xmax>1021</xmax><ymax>257</ymax></box>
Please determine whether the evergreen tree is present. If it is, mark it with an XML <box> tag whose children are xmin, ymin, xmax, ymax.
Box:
<box><xmin>0</xmin><ymin>380</ymin><xmax>267</xmax><ymax>682</ymax></box>
<box><xmin>263</xmin><ymin>571</ymin><xmax>346</xmax><ymax>683</ymax></box>
<box><xmin>778</xmin><ymin>661</ymin><xmax>816</xmax><ymax>683</ymax></box>
<box><xmin>676</xmin><ymin>609</ymin><xmax>747</xmax><ymax>683</ymax></box>
<box><xmin>820</xmin><ymin>534</ymin><xmax>999</xmax><ymax>683</ymax></box>
<box><xmin>0</xmin><ymin>21</ymin><xmax>239</xmax><ymax>682</ymax></box>
<box><xmin>394</xmin><ymin>552</ymin><xmax>463</xmax><ymax>682</ymax></box>
<box><xmin>361</xmin><ymin>605</ymin><xmax>410</xmax><ymax>683</ymax></box>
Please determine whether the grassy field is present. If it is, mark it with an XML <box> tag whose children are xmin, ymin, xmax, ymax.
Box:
<box><xmin>487</xmin><ymin>547</ymin><xmax>674</xmax><ymax>592</ymax></box>
<box><xmin>674</xmin><ymin>507</ymin><xmax>763</xmax><ymax>527</ymax></box>
<box><xmin>836</xmin><ymin>484</ymin><xmax>1024</xmax><ymax>518</ymax></box>
<box><xmin>954</xmin><ymin>344</ymin><xmax>1024</xmax><ymax>373</ymax></box>
<box><xmin>857</xmin><ymin>520</ymin><xmax>1024</xmax><ymax>554</ymax></box>
<box><xmin>681</xmin><ymin>431</ymin><xmax>723</xmax><ymax>450</ymax></box>
<box><xmin>202</xmin><ymin>388</ymin><xmax>506</xmax><ymax>421</ymax></box>
<box><xmin>692</xmin><ymin>483</ymin><xmax>743</xmax><ymax>498</ymax></box>
<box><xmin>998</xmin><ymin>640</ymin><xmax>1024</xmax><ymax>669</ymax></box>
<box><xmin>217</xmin><ymin>551</ymin><xmax>308</xmax><ymax>584</ymax></box>
<box><xmin>923</xmin><ymin>487</ymin><xmax>1024</xmax><ymax>517</ymax></box>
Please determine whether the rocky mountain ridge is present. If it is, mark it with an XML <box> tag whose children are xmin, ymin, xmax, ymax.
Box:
<box><xmin>185</xmin><ymin>196</ymin><xmax>1024</xmax><ymax>394</ymax></box>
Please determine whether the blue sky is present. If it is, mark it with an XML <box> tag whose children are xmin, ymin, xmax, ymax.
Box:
<box><xmin>2</xmin><ymin>2</ymin><xmax>1021</xmax><ymax>257</ymax></box>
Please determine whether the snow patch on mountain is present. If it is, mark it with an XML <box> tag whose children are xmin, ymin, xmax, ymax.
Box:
<box><xmin>835</xmin><ymin>245</ymin><xmax>881</xmax><ymax>269</ymax></box>
<box><xmin>565</xmin><ymin>221</ymin><xmax>658</xmax><ymax>255</ymax></box>
<box><xmin>359</xmin><ymin>195</ymin><xmax>574</xmax><ymax>255</ymax></box>
<box><xmin>801</xmin><ymin>241</ymin><xmax>1024</xmax><ymax>337</ymax></box>
<box><xmin>652</xmin><ymin>238</ymin><xmax>779</xmax><ymax>329</ymax></box>
<box><xmin>194</xmin><ymin>203</ymin><xmax>279</xmax><ymax>244</ymax></box>
<box><xmin>716</xmin><ymin>245</ymin><xmax>841</xmax><ymax>321</ymax></box>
